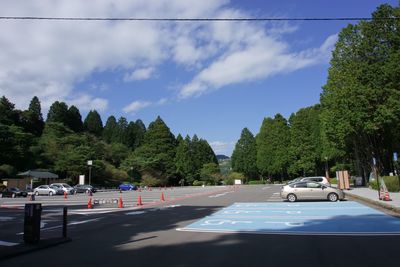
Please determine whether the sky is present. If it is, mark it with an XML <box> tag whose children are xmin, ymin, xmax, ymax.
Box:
<box><xmin>0</xmin><ymin>0</ymin><xmax>398</xmax><ymax>156</ymax></box>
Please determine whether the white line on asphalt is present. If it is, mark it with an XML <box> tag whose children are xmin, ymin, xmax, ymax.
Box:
<box><xmin>125</xmin><ymin>211</ymin><xmax>146</xmax><ymax>215</ymax></box>
<box><xmin>262</xmin><ymin>187</ymin><xmax>271</xmax><ymax>190</ymax></box>
<box><xmin>0</xmin><ymin>240</ymin><xmax>19</xmax><ymax>246</ymax></box>
<box><xmin>0</xmin><ymin>216</ymin><xmax>14</xmax><ymax>221</ymax></box>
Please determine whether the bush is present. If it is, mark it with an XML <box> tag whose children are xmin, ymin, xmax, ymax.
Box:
<box><xmin>192</xmin><ymin>180</ymin><xmax>204</xmax><ymax>186</ymax></box>
<box><xmin>223</xmin><ymin>176</ymin><xmax>234</xmax><ymax>185</ymax></box>
<box><xmin>370</xmin><ymin>176</ymin><xmax>400</xmax><ymax>192</ymax></box>
<box><xmin>329</xmin><ymin>178</ymin><xmax>337</xmax><ymax>184</ymax></box>
<box><xmin>248</xmin><ymin>180</ymin><xmax>265</xmax><ymax>185</ymax></box>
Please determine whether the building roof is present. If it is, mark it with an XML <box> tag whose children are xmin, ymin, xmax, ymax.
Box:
<box><xmin>17</xmin><ymin>170</ymin><xmax>58</xmax><ymax>179</ymax></box>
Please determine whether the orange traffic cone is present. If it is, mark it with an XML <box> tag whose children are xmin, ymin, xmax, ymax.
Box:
<box><xmin>64</xmin><ymin>191</ymin><xmax>68</xmax><ymax>199</ymax></box>
<box><xmin>88</xmin><ymin>198</ymin><xmax>93</xmax><ymax>209</ymax></box>
<box><xmin>118</xmin><ymin>197</ymin><xmax>123</xmax><ymax>208</ymax></box>
<box><xmin>137</xmin><ymin>195</ymin><xmax>143</xmax><ymax>206</ymax></box>
<box><xmin>161</xmin><ymin>192</ymin><xmax>165</xmax><ymax>201</ymax></box>
<box><xmin>379</xmin><ymin>188</ymin><xmax>385</xmax><ymax>200</ymax></box>
<box><xmin>384</xmin><ymin>191</ymin><xmax>391</xmax><ymax>201</ymax></box>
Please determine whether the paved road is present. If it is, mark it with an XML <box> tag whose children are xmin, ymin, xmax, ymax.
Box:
<box><xmin>2</xmin><ymin>185</ymin><xmax>400</xmax><ymax>267</ymax></box>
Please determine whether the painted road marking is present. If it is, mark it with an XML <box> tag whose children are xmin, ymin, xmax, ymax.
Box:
<box><xmin>0</xmin><ymin>240</ymin><xmax>19</xmax><ymax>246</ymax></box>
<box><xmin>0</xmin><ymin>216</ymin><xmax>14</xmax><ymax>221</ymax></box>
<box><xmin>125</xmin><ymin>211</ymin><xmax>146</xmax><ymax>215</ymax></box>
<box><xmin>178</xmin><ymin>201</ymin><xmax>400</xmax><ymax>235</ymax></box>
<box><xmin>262</xmin><ymin>186</ymin><xmax>271</xmax><ymax>190</ymax></box>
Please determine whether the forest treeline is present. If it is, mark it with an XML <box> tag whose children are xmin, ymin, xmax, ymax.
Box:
<box><xmin>232</xmin><ymin>4</ymin><xmax>400</xmax><ymax>184</ymax></box>
<box><xmin>0</xmin><ymin>97</ymin><xmax>218</xmax><ymax>186</ymax></box>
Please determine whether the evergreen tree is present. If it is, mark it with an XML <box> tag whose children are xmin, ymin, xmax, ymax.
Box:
<box><xmin>0</xmin><ymin>96</ymin><xmax>20</xmax><ymax>125</ymax></box>
<box><xmin>115</xmin><ymin>117</ymin><xmax>128</xmax><ymax>144</ymax></box>
<box><xmin>134</xmin><ymin>119</ymin><xmax>146</xmax><ymax>148</ymax></box>
<box><xmin>288</xmin><ymin>106</ymin><xmax>322</xmax><ymax>176</ymax></box>
<box><xmin>22</xmin><ymin>96</ymin><xmax>44</xmax><ymax>136</ymax></box>
<box><xmin>66</xmin><ymin>105</ymin><xmax>83</xmax><ymax>132</ymax></box>
<box><xmin>46</xmin><ymin>101</ymin><xmax>69</xmax><ymax>125</ymax></box>
<box><xmin>256</xmin><ymin>117</ymin><xmax>274</xmax><ymax>179</ymax></box>
<box><xmin>231</xmin><ymin>128</ymin><xmax>258</xmax><ymax>181</ymax></box>
<box><xmin>131</xmin><ymin>116</ymin><xmax>176</xmax><ymax>185</ymax></box>
<box><xmin>103</xmin><ymin>116</ymin><xmax>117</xmax><ymax>143</ymax></box>
<box><xmin>83</xmin><ymin>110</ymin><xmax>103</xmax><ymax>137</ymax></box>
<box><xmin>175</xmin><ymin>135</ymin><xmax>196</xmax><ymax>184</ymax></box>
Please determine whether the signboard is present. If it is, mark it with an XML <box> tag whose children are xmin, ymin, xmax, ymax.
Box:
<box><xmin>87</xmin><ymin>160</ymin><xmax>93</xmax><ymax>166</ymax></box>
<box><xmin>234</xmin><ymin>179</ymin><xmax>242</xmax><ymax>185</ymax></box>
<box><xmin>79</xmin><ymin>175</ymin><xmax>85</xmax><ymax>185</ymax></box>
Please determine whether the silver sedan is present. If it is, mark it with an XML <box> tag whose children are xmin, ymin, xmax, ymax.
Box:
<box><xmin>281</xmin><ymin>181</ymin><xmax>344</xmax><ymax>202</ymax></box>
<box><xmin>33</xmin><ymin>185</ymin><xmax>60</xmax><ymax>196</ymax></box>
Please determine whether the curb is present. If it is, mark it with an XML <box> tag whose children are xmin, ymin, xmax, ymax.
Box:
<box><xmin>345</xmin><ymin>191</ymin><xmax>400</xmax><ymax>214</ymax></box>
<box><xmin>0</xmin><ymin>237</ymin><xmax>71</xmax><ymax>261</ymax></box>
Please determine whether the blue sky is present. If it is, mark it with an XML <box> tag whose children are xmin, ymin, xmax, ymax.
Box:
<box><xmin>0</xmin><ymin>0</ymin><xmax>398</xmax><ymax>156</ymax></box>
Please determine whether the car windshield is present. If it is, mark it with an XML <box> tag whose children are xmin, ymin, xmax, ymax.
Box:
<box><xmin>62</xmin><ymin>184</ymin><xmax>72</xmax><ymax>188</ymax></box>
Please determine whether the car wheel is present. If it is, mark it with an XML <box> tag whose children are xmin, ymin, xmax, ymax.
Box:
<box><xmin>12</xmin><ymin>193</ymin><xmax>16</xmax><ymax>198</ymax></box>
<box><xmin>35</xmin><ymin>191</ymin><xmax>39</xmax><ymax>196</ymax></box>
<box><xmin>287</xmin><ymin>193</ymin><xmax>297</xmax><ymax>202</ymax></box>
<box><xmin>328</xmin><ymin>193</ymin><xmax>338</xmax><ymax>202</ymax></box>
<box><xmin>49</xmin><ymin>191</ymin><xmax>53</xmax><ymax>196</ymax></box>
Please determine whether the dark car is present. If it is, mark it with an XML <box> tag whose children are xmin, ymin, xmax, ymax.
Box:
<box><xmin>1</xmin><ymin>187</ymin><xmax>28</xmax><ymax>198</ymax></box>
<box><xmin>74</xmin><ymin>184</ymin><xmax>97</xmax><ymax>193</ymax></box>
<box><xmin>118</xmin><ymin>183</ymin><xmax>137</xmax><ymax>191</ymax></box>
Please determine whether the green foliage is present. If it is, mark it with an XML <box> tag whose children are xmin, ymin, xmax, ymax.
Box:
<box><xmin>22</xmin><ymin>96</ymin><xmax>44</xmax><ymax>136</ymax></box>
<box><xmin>288</xmin><ymin>106</ymin><xmax>322</xmax><ymax>176</ymax></box>
<box><xmin>103</xmin><ymin>116</ymin><xmax>117</xmax><ymax>143</ymax></box>
<box><xmin>47</xmin><ymin>101</ymin><xmax>69</xmax><ymax>125</ymax></box>
<box><xmin>369</xmin><ymin>176</ymin><xmax>400</xmax><ymax>192</ymax></box>
<box><xmin>66</xmin><ymin>105</ymin><xmax>83</xmax><ymax>132</ymax></box>
<box><xmin>83</xmin><ymin>110</ymin><xmax>103</xmax><ymax>136</ymax></box>
<box><xmin>231</xmin><ymin>128</ymin><xmax>258</xmax><ymax>181</ymax></box>
<box><xmin>0</xmin><ymin>96</ymin><xmax>20</xmax><ymax>125</ymax></box>
<box><xmin>321</xmin><ymin>4</ymin><xmax>400</xmax><ymax>177</ymax></box>
<box><xmin>0</xmin><ymin>164</ymin><xmax>16</xmax><ymax>178</ymax></box>
<box><xmin>192</xmin><ymin>180</ymin><xmax>204</xmax><ymax>186</ymax></box>
<box><xmin>256</xmin><ymin>114</ymin><xmax>290</xmax><ymax>180</ymax></box>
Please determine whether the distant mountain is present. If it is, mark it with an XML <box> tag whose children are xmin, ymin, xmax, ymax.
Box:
<box><xmin>216</xmin><ymin>155</ymin><xmax>230</xmax><ymax>160</ymax></box>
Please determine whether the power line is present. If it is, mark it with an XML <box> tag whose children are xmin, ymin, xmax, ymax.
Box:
<box><xmin>0</xmin><ymin>16</ymin><xmax>399</xmax><ymax>22</ymax></box>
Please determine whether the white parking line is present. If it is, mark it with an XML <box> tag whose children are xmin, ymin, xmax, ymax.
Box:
<box><xmin>0</xmin><ymin>240</ymin><xmax>19</xmax><ymax>246</ymax></box>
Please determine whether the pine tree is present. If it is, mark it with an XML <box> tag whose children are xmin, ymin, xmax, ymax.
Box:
<box><xmin>22</xmin><ymin>96</ymin><xmax>44</xmax><ymax>136</ymax></box>
<box><xmin>0</xmin><ymin>96</ymin><xmax>20</xmax><ymax>125</ymax></box>
<box><xmin>103</xmin><ymin>116</ymin><xmax>117</xmax><ymax>143</ymax></box>
<box><xmin>47</xmin><ymin>101</ymin><xmax>69</xmax><ymax>125</ymax></box>
<box><xmin>231</xmin><ymin>128</ymin><xmax>258</xmax><ymax>181</ymax></box>
<box><xmin>83</xmin><ymin>110</ymin><xmax>103</xmax><ymax>137</ymax></box>
<box><xmin>66</xmin><ymin>105</ymin><xmax>83</xmax><ymax>132</ymax></box>
<box><xmin>175</xmin><ymin>135</ymin><xmax>195</xmax><ymax>184</ymax></box>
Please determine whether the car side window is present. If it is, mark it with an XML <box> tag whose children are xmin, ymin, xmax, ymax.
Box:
<box><xmin>307</xmin><ymin>182</ymin><xmax>322</xmax><ymax>188</ymax></box>
<box><xmin>294</xmin><ymin>182</ymin><xmax>307</xmax><ymax>188</ymax></box>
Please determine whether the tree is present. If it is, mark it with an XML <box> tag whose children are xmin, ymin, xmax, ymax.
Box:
<box><xmin>103</xmin><ymin>116</ymin><xmax>117</xmax><ymax>143</ymax></box>
<box><xmin>128</xmin><ymin>116</ymin><xmax>176</xmax><ymax>185</ymax></box>
<box><xmin>256</xmin><ymin>117</ymin><xmax>274</xmax><ymax>180</ymax></box>
<box><xmin>320</xmin><ymin>4</ymin><xmax>400</xmax><ymax>179</ymax></box>
<box><xmin>175</xmin><ymin>135</ymin><xmax>196</xmax><ymax>184</ymax></box>
<box><xmin>288</xmin><ymin>106</ymin><xmax>322</xmax><ymax>176</ymax></box>
<box><xmin>66</xmin><ymin>105</ymin><xmax>83</xmax><ymax>132</ymax></box>
<box><xmin>0</xmin><ymin>96</ymin><xmax>20</xmax><ymax>126</ymax></box>
<box><xmin>47</xmin><ymin>101</ymin><xmax>69</xmax><ymax>125</ymax></box>
<box><xmin>231</xmin><ymin>128</ymin><xmax>258</xmax><ymax>182</ymax></box>
<box><xmin>22</xmin><ymin>96</ymin><xmax>44</xmax><ymax>136</ymax></box>
<box><xmin>83</xmin><ymin>110</ymin><xmax>103</xmax><ymax>137</ymax></box>
<box><xmin>200</xmin><ymin>163</ymin><xmax>221</xmax><ymax>185</ymax></box>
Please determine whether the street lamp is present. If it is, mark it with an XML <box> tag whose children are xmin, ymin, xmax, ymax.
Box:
<box><xmin>87</xmin><ymin>160</ymin><xmax>93</xmax><ymax>186</ymax></box>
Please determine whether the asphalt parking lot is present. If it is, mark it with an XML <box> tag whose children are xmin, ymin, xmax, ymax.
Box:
<box><xmin>1</xmin><ymin>185</ymin><xmax>400</xmax><ymax>267</ymax></box>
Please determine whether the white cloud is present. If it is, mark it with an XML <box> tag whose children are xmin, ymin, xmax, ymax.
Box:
<box><xmin>209</xmin><ymin>141</ymin><xmax>235</xmax><ymax>155</ymax></box>
<box><xmin>124</xmin><ymin>67</ymin><xmax>155</xmax><ymax>82</ymax></box>
<box><xmin>123</xmin><ymin>100</ymin><xmax>152</xmax><ymax>114</ymax></box>
<box><xmin>0</xmin><ymin>0</ymin><xmax>337</xmax><ymax>110</ymax></box>
<box><xmin>179</xmin><ymin>33</ymin><xmax>337</xmax><ymax>99</ymax></box>
<box><xmin>69</xmin><ymin>94</ymin><xmax>109</xmax><ymax>112</ymax></box>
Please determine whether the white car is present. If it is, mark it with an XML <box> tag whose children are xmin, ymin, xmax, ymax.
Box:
<box><xmin>50</xmin><ymin>183</ymin><xmax>76</xmax><ymax>194</ymax></box>
<box><xmin>33</xmin><ymin>185</ymin><xmax>60</xmax><ymax>196</ymax></box>
<box><xmin>281</xmin><ymin>181</ymin><xmax>344</xmax><ymax>202</ymax></box>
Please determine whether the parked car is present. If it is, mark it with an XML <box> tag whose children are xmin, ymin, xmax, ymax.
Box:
<box><xmin>50</xmin><ymin>183</ymin><xmax>76</xmax><ymax>194</ymax></box>
<box><xmin>118</xmin><ymin>183</ymin><xmax>137</xmax><ymax>191</ymax></box>
<box><xmin>74</xmin><ymin>184</ymin><xmax>97</xmax><ymax>193</ymax></box>
<box><xmin>281</xmin><ymin>181</ymin><xmax>344</xmax><ymax>202</ymax></box>
<box><xmin>288</xmin><ymin>176</ymin><xmax>330</xmax><ymax>185</ymax></box>
<box><xmin>33</xmin><ymin>185</ymin><xmax>63</xmax><ymax>196</ymax></box>
<box><xmin>1</xmin><ymin>187</ymin><xmax>28</xmax><ymax>198</ymax></box>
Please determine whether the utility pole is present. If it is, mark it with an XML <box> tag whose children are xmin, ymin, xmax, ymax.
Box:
<box><xmin>87</xmin><ymin>160</ymin><xmax>93</xmax><ymax>186</ymax></box>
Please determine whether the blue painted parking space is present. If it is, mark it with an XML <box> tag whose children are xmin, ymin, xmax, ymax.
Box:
<box><xmin>178</xmin><ymin>201</ymin><xmax>400</xmax><ymax>235</ymax></box>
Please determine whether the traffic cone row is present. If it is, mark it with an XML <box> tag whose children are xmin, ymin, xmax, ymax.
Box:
<box><xmin>87</xmin><ymin>197</ymin><xmax>93</xmax><ymax>209</ymax></box>
<box><xmin>118</xmin><ymin>197</ymin><xmax>124</xmax><ymax>208</ymax></box>
<box><xmin>137</xmin><ymin>195</ymin><xmax>143</xmax><ymax>206</ymax></box>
